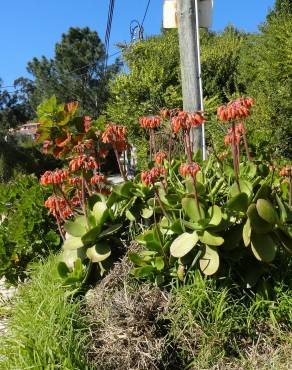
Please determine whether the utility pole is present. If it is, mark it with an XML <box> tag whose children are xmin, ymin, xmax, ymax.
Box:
<box><xmin>176</xmin><ymin>0</ymin><xmax>206</xmax><ymax>159</ymax></box>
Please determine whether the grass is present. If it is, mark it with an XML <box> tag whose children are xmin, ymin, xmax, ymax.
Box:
<box><xmin>0</xmin><ymin>256</ymin><xmax>92</xmax><ymax>370</ymax></box>
<box><xmin>164</xmin><ymin>271</ymin><xmax>292</xmax><ymax>369</ymax></box>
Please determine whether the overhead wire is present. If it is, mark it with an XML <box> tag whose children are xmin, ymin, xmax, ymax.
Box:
<box><xmin>141</xmin><ymin>0</ymin><xmax>151</xmax><ymax>28</ymax></box>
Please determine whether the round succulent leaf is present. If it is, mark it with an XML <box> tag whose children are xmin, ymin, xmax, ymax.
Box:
<box><xmin>247</xmin><ymin>204</ymin><xmax>274</xmax><ymax>234</ymax></box>
<box><xmin>98</xmin><ymin>223</ymin><xmax>122</xmax><ymax>239</ymax></box>
<box><xmin>208</xmin><ymin>205</ymin><xmax>222</xmax><ymax>226</ymax></box>
<box><xmin>199</xmin><ymin>245</ymin><xmax>220</xmax><ymax>276</ymax></box>
<box><xmin>256</xmin><ymin>199</ymin><xmax>279</xmax><ymax>225</ymax></box>
<box><xmin>243</xmin><ymin>218</ymin><xmax>251</xmax><ymax>247</ymax></box>
<box><xmin>62</xmin><ymin>247</ymin><xmax>86</xmax><ymax>269</ymax></box>
<box><xmin>230</xmin><ymin>180</ymin><xmax>253</xmax><ymax>198</ymax></box>
<box><xmin>81</xmin><ymin>225</ymin><xmax>102</xmax><ymax>244</ymax></box>
<box><xmin>170</xmin><ymin>232</ymin><xmax>199</xmax><ymax>258</ymax></box>
<box><xmin>63</xmin><ymin>236</ymin><xmax>84</xmax><ymax>250</ymax></box>
<box><xmin>251</xmin><ymin>233</ymin><xmax>277</xmax><ymax>262</ymax></box>
<box><xmin>75</xmin><ymin>215</ymin><xmax>88</xmax><ymax>227</ymax></box>
<box><xmin>126</xmin><ymin>209</ymin><xmax>136</xmax><ymax>222</ymax></box>
<box><xmin>64</xmin><ymin>221</ymin><xmax>87</xmax><ymax>237</ymax></box>
<box><xmin>142</xmin><ymin>208</ymin><xmax>154</xmax><ymax>219</ymax></box>
<box><xmin>93</xmin><ymin>201</ymin><xmax>109</xmax><ymax>225</ymax></box>
<box><xmin>86</xmin><ymin>243</ymin><xmax>111</xmax><ymax>262</ymax></box>
<box><xmin>182</xmin><ymin>197</ymin><xmax>205</xmax><ymax>222</ymax></box>
<box><xmin>198</xmin><ymin>230</ymin><xmax>224</xmax><ymax>246</ymax></box>
<box><xmin>226</xmin><ymin>193</ymin><xmax>249</xmax><ymax>212</ymax></box>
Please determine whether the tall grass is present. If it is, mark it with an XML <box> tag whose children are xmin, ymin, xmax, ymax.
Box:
<box><xmin>0</xmin><ymin>256</ymin><xmax>92</xmax><ymax>370</ymax></box>
<box><xmin>165</xmin><ymin>271</ymin><xmax>292</xmax><ymax>369</ymax></box>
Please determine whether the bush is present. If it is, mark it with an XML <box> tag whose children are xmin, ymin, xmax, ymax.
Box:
<box><xmin>0</xmin><ymin>256</ymin><xmax>92</xmax><ymax>369</ymax></box>
<box><xmin>0</xmin><ymin>174</ymin><xmax>60</xmax><ymax>284</ymax></box>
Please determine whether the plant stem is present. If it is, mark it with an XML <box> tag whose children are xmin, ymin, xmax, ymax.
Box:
<box><xmin>191</xmin><ymin>176</ymin><xmax>202</xmax><ymax>218</ymax></box>
<box><xmin>113</xmin><ymin>146</ymin><xmax>128</xmax><ymax>181</ymax></box>
<box><xmin>154</xmin><ymin>187</ymin><xmax>171</xmax><ymax>222</ymax></box>
<box><xmin>231</xmin><ymin>123</ymin><xmax>241</xmax><ymax>193</ymax></box>
<box><xmin>243</xmin><ymin>132</ymin><xmax>252</xmax><ymax>161</ymax></box>
<box><xmin>185</xmin><ymin>131</ymin><xmax>193</xmax><ymax>163</ymax></box>
<box><xmin>289</xmin><ymin>174</ymin><xmax>292</xmax><ymax>208</ymax></box>
<box><xmin>151</xmin><ymin>128</ymin><xmax>157</xmax><ymax>156</ymax></box>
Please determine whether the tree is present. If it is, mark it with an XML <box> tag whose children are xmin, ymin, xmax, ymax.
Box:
<box><xmin>238</xmin><ymin>6</ymin><xmax>292</xmax><ymax>158</ymax></box>
<box><xmin>18</xmin><ymin>27</ymin><xmax>120</xmax><ymax>117</ymax></box>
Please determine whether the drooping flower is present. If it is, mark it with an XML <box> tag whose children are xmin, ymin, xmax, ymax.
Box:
<box><xmin>217</xmin><ymin>97</ymin><xmax>255</xmax><ymax>122</ymax></box>
<box><xmin>139</xmin><ymin>116</ymin><xmax>161</xmax><ymax>129</ymax></box>
<box><xmin>69</xmin><ymin>155</ymin><xmax>99</xmax><ymax>172</ymax></box>
<box><xmin>102</xmin><ymin>124</ymin><xmax>128</xmax><ymax>153</ymax></box>
<box><xmin>155</xmin><ymin>151</ymin><xmax>167</xmax><ymax>166</ymax></box>
<box><xmin>40</xmin><ymin>169</ymin><xmax>69</xmax><ymax>186</ymax></box>
<box><xmin>65</xmin><ymin>101</ymin><xmax>79</xmax><ymax>113</ymax></box>
<box><xmin>55</xmin><ymin>132</ymin><xmax>72</xmax><ymax>148</ymax></box>
<box><xmin>179</xmin><ymin>162</ymin><xmax>200</xmax><ymax>178</ymax></box>
<box><xmin>279</xmin><ymin>165</ymin><xmax>292</xmax><ymax>177</ymax></box>
<box><xmin>91</xmin><ymin>174</ymin><xmax>107</xmax><ymax>185</ymax></box>
<box><xmin>83</xmin><ymin>116</ymin><xmax>92</xmax><ymax>132</ymax></box>
<box><xmin>171</xmin><ymin>111</ymin><xmax>205</xmax><ymax>134</ymax></box>
<box><xmin>44</xmin><ymin>195</ymin><xmax>72</xmax><ymax>219</ymax></box>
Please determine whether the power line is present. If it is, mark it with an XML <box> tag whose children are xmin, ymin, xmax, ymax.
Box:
<box><xmin>141</xmin><ymin>0</ymin><xmax>151</xmax><ymax>28</ymax></box>
<box><xmin>104</xmin><ymin>0</ymin><xmax>116</xmax><ymax>71</ymax></box>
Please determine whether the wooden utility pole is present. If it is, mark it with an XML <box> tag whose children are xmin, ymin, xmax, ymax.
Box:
<box><xmin>177</xmin><ymin>0</ymin><xmax>206</xmax><ymax>159</ymax></box>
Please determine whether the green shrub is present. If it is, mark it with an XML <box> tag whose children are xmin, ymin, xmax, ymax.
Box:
<box><xmin>0</xmin><ymin>174</ymin><xmax>60</xmax><ymax>284</ymax></box>
<box><xmin>0</xmin><ymin>256</ymin><xmax>92</xmax><ymax>369</ymax></box>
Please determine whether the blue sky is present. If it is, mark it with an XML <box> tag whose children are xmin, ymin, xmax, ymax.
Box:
<box><xmin>0</xmin><ymin>0</ymin><xmax>275</xmax><ymax>87</ymax></box>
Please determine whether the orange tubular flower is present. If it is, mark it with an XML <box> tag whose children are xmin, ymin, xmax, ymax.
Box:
<box><xmin>40</xmin><ymin>169</ymin><xmax>69</xmax><ymax>186</ymax></box>
<box><xmin>55</xmin><ymin>132</ymin><xmax>72</xmax><ymax>148</ymax></box>
<box><xmin>68</xmin><ymin>177</ymin><xmax>82</xmax><ymax>186</ymax></box>
<box><xmin>65</xmin><ymin>101</ymin><xmax>79</xmax><ymax>113</ymax></box>
<box><xmin>102</xmin><ymin>124</ymin><xmax>128</xmax><ymax>153</ymax></box>
<box><xmin>45</xmin><ymin>195</ymin><xmax>72</xmax><ymax>219</ymax></box>
<box><xmin>155</xmin><ymin>151</ymin><xmax>167</xmax><ymax>166</ymax></box>
<box><xmin>179</xmin><ymin>163</ymin><xmax>200</xmax><ymax>178</ymax></box>
<box><xmin>91</xmin><ymin>174</ymin><xmax>106</xmax><ymax>185</ymax></box>
<box><xmin>69</xmin><ymin>155</ymin><xmax>99</xmax><ymax>172</ymax></box>
<box><xmin>139</xmin><ymin>116</ymin><xmax>161</xmax><ymax>129</ymax></box>
<box><xmin>217</xmin><ymin>97</ymin><xmax>255</xmax><ymax>122</ymax></box>
<box><xmin>279</xmin><ymin>165</ymin><xmax>292</xmax><ymax>177</ymax></box>
<box><xmin>171</xmin><ymin>111</ymin><xmax>205</xmax><ymax>134</ymax></box>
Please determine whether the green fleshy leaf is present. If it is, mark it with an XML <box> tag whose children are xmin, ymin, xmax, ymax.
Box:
<box><xmin>132</xmin><ymin>265</ymin><xmax>156</xmax><ymax>278</ymax></box>
<box><xmin>170</xmin><ymin>232</ymin><xmax>199</xmax><ymax>258</ymax></box>
<box><xmin>227</xmin><ymin>193</ymin><xmax>248</xmax><ymax>212</ymax></box>
<box><xmin>182</xmin><ymin>197</ymin><xmax>205</xmax><ymax>222</ymax></box>
<box><xmin>251</xmin><ymin>233</ymin><xmax>277</xmax><ymax>262</ymax></box>
<box><xmin>256</xmin><ymin>199</ymin><xmax>279</xmax><ymax>225</ymax></box>
<box><xmin>230</xmin><ymin>180</ymin><xmax>253</xmax><ymax>198</ymax></box>
<box><xmin>198</xmin><ymin>230</ymin><xmax>224</xmax><ymax>246</ymax></box>
<box><xmin>92</xmin><ymin>201</ymin><xmax>109</xmax><ymax>225</ymax></box>
<box><xmin>208</xmin><ymin>205</ymin><xmax>222</xmax><ymax>226</ymax></box>
<box><xmin>81</xmin><ymin>226</ymin><xmax>102</xmax><ymax>244</ymax></box>
<box><xmin>57</xmin><ymin>262</ymin><xmax>70</xmax><ymax>277</ymax></box>
<box><xmin>243</xmin><ymin>219</ymin><xmax>251</xmax><ymax>247</ymax></box>
<box><xmin>247</xmin><ymin>204</ymin><xmax>274</xmax><ymax>234</ymax></box>
<box><xmin>64</xmin><ymin>221</ymin><xmax>86</xmax><ymax>237</ymax></box>
<box><xmin>86</xmin><ymin>243</ymin><xmax>111</xmax><ymax>262</ymax></box>
<box><xmin>98</xmin><ymin>224</ymin><xmax>122</xmax><ymax>239</ymax></box>
<box><xmin>141</xmin><ymin>208</ymin><xmax>154</xmax><ymax>219</ymax></box>
<box><xmin>63</xmin><ymin>236</ymin><xmax>84</xmax><ymax>250</ymax></box>
<box><xmin>199</xmin><ymin>245</ymin><xmax>220</xmax><ymax>276</ymax></box>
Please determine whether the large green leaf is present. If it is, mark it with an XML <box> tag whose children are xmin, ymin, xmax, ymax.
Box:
<box><xmin>199</xmin><ymin>245</ymin><xmax>220</xmax><ymax>276</ymax></box>
<box><xmin>170</xmin><ymin>232</ymin><xmax>199</xmax><ymax>258</ymax></box>
<box><xmin>98</xmin><ymin>224</ymin><xmax>122</xmax><ymax>239</ymax></box>
<box><xmin>92</xmin><ymin>201</ymin><xmax>109</xmax><ymax>225</ymax></box>
<box><xmin>275</xmin><ymin>194</ymin><xmax>287</xmax><ymax>223</ymax></box>
<box><xmin>198</xmin><ymin>230</ymin><xmax>224</xmax><ymax>246</ymax></box>
<box><xmin>62</xmin><ymin>248</ymin><xmax>86</xmax><ymax>269</ymax></box>
<box><xmin>230</xmin><ymin>180</ymin><xmax>253</xmax><ymax>198</ymax></box>
<box><xmin>86</xmin><ymin>243</ymin><xmax>111</xmax><ymax>262</ymax></box>
<box><xmin>226</xmin><ymin>193</ymin><xmax>249</xmax><ymax>212</ymax></box>
<box><xmin>64</xmin><ymin>221</ymin><xmax>86</xmax><ymax>237</ymax></box>
<box><xmin>247</xmin><ymin>204</ymin><xmax>274</xmax><ymax>234</ymax></box>
<box><xmin>132</xmin><ymin>265</ymin><xmax>156</xmax><ymax>278</ymax></box>
<box><xmin>208</xmin><ymin>205</ymin><xmax>222</xmax><ymax>226</ymax></box>
<box><xmin>256</xmin><ymin>199</ymin><xmax>279</xmax><ymax>225</ymax></box>
<box><xmin>251</xmin><ymin>233</ymin><xmax>277</xmax><ymax>262</ymax></box>
<box><xmin>81</xmin><ymin>226</ymin><xmax>101</xmax><ymax>244</ymax></box>
<box><xmin>63</xmin><ymin>236</ymin><xmax>84</xmax><ymax>250</ymax></box>
<box><xmin>243</xmin><ymin>219</ymin><xmax>251</xmax><ymax>247</ymax></box>
<box><xmin>182</xmin><ymin>197</ymin><xmax>205</xmax><ymax>222</ymax></box>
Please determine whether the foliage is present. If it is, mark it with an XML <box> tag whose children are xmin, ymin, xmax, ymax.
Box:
<box><xmin>0</xmin><ymin>175</ymin><xmax>60</xmax><ymax>284</ymax></box>
<box><xmin>105</xmin><ymin>28</ymin><xmax>247</xmax><ymax>165</ymax></box>
<box><xmin>16</xmin><ymin>27</ymin><xmax>120</xmax><ymax>117</ymax></box>
<box><xmin>0</xmin><ymin>256</ymin><xmax>93</xmax><ymax>369</ymax></box>
<box><xmin>36</xmin><ymin>95</ymin><xmax>292</xmax><ymax>292</ymax></box>
<box><xmin>238</xmin><ymin>11</ymin><xmax>292</xmax><ymax>158</ymax></box>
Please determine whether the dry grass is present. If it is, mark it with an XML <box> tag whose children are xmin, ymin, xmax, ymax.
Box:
<box><xmin>86</xmin><ymin>256</ymin><xmax>175</xmax><ymax>370</ymax></box>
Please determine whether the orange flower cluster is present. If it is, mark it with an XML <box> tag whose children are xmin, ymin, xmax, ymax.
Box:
<box><xmin>217</xmin><ymin>97</ymin><xmax>255</xmax><ymax>122</ymax></box>
<box><xmin>69</xmin><ymin>155</ymin><xmax>99</xmax><ymax>172</ymax></box>
<box><xmin>224</xmin><ymin>123</ymin><xmax>247</xmax><ymax>146</ymax></box>
<box><xmin>279</xmin><ymin>165</ymin><xmax>292</xmax><ymax>177</ymax></box>
<box><xmin>40</xmin><ymin>169</ymin><xmax>69</xmax><ymax>186</ymax></box>
<box><xmin>91</xmin><ymin>174</ymin><xmax>106</xmax><ymax>185</ymax></box>
<box><xmin>102</xmin><ymin>124</ymin><xmax>128</xmax><ymax>152</ymax></box>
<box><xmin>68</xmin><ymin>177</ymin><xmax>82</xmax><ymax>186</ymax></box>
<box><xmin>141</xmin><ymin>167</ymin><xmax>165</xmax><ymax>186</ymax></box>
<box><xmin>73</xmin><ymin>139</ymin><xmax>94</xmax><ymax>153</ymax></box>
<box><xmin>171</xmin><ymin>111</ymin><xmax>205</xmax><ymax>134</ymax></box>
<box><xmin>179</xmin><ymin>162</ymin><xmax>200</xmax><ymax>178</ymax></box>
<box><xmin>45</xmin><ymin>195</ymin><xmax>72</xmax><ymax>219</ymax></box>
<box><xmin>155</xmin><ymin>151</ymin><xmax>167</xmax><ymax>165</ymax></box>
<box><xmin>55</xmin><ymin>132</ymin><xmax>72</xmax><ymax>148</ymax></box>
<box><xmin>139</xmin><ymin>116</ymin><xmax>161</xmax><ymax>129</ymax></box>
